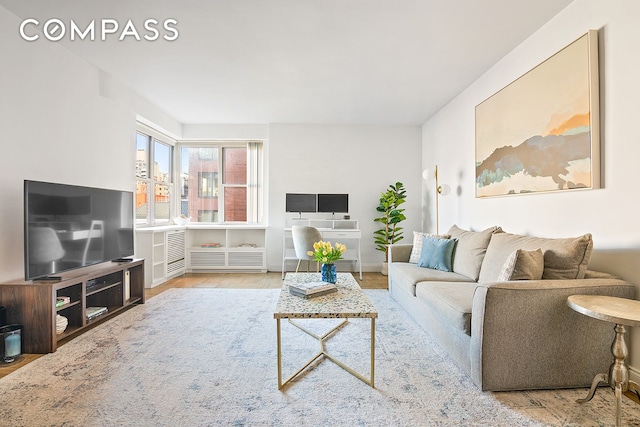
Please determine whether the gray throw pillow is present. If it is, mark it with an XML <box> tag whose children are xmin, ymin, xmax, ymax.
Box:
<box><xmin>447</xmin><ymin>224</ymin><xmax>502</xmax><ymax>281</ymax></box>
<box><xmin>497</xmin><ymin>248</ymin><xmax>544</xmax><ymax>281</ymax></box>
<box><xmin>479</xmin><ymin>232</ymin><xmax>593</xmax><ymax>283</ymax></box>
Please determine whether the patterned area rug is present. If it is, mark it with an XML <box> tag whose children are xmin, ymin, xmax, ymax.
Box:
<box><xmin>1</xmin><ymin>288</ymin><xmax>639</xmax><ymax>426</ymax></box>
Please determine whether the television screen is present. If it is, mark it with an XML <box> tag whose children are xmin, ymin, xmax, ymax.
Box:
<box><xmin>317</xmin><ymin>194</ymin><xmax>349</xmax><ymax>213</ymax></box>
<box><xmin>285</xmin><ymin>193</ymin><xmax>317</xmax><ymax>213</ymax></box>
<box><xmin>24</xmin><ymin>180</ymin><xmax>134</xmax><ymax>280</ymax></box>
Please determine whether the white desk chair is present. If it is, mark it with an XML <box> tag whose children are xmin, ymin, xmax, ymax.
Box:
<box><xmin>291</xmin><ymin>225</ymin><xmax>322</xmax><ymax>273</ymax></box>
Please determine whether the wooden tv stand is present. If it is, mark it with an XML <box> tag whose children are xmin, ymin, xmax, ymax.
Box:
<box><xmin>0</xmin><ymin>259</ymin><xmax>144</xmax><ymax>353</ymax></box>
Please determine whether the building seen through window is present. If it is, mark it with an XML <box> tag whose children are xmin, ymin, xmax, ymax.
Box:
<box><xmin>180</xmin><ymin>143</ymin><xmax>261</xmax><ymax>223</ymax></box>
<box><xmin>136</xmin><ymin>130</ymin><xmax>174</xmax><ymax>225</ymax></box>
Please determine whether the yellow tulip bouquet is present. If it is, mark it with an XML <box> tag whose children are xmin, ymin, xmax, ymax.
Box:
<box><xmin>307</xmin><ymin>240</ymin><xmax>347</xmax><ymax>264</ymax></box>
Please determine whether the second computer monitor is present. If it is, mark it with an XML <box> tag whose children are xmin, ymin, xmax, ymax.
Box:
<box><xmin>317</xmin><ymin>193</ymin><xmax>349</xmax><ymax>214</ymax></box>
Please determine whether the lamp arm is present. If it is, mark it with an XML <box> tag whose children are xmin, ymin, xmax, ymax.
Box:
<box><xmin>435</xmin><ymin>165</ymin><xmax>440</xmax><ymax>234</ymax></box>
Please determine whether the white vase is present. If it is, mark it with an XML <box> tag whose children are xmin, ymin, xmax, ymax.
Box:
<box><xmin>381</xmin><ymin>262</ymin><xmax>388</xmax><ymax>276</ymax></box>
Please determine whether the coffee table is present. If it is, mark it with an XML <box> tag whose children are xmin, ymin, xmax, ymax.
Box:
<box><xmin>274</xmin><ymin>272</ymin><xmax>378</xmax><ymax>389</ymax></box>
<box><xmin>567</xmin><ymin>294</ymin><xmax>640</xmax><ymax>427</ymax></box>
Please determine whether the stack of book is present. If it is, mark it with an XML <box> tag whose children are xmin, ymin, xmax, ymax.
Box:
<box><xmin>201</xmin><ymin>242</ymin><xmax>221</xmax><ymax>248</ymax></box>
<box><xmin>86</xmin><ymin>306</ymin><xmax>108</xmax><ymax>321</ymax></box>
<box><xmin>289</xmin><ymin>281</ymin><xmax>337</xmax><ymax>299</ymax></box>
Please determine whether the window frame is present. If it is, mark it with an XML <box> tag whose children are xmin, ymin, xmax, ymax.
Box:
<box><xmin>177</xmin><ymin>140</ymin><xmax>263</xmax><ymax>224</ymax></box>
<box><xmin>197</xmin><ymin>171</ymin><xmax>219</xmax><ymax>199</ymax></box>
<box><xmin>135</xmin><ymin>125</ymin><xmax>176</xmax><ymax>226</ymax></box>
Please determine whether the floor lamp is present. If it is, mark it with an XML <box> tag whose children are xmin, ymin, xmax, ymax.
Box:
<box><xmin>423</xmin><ymin>165</ymin><xmax>449</xmax><ymax>234</ymax></box>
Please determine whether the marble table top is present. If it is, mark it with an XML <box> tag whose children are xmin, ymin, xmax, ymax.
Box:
<box><xmin>567</xmin><ymin>295</ymin><xmax>640</xmax><ymax>327</ymax></box>
<box><xmin>274</xmin><ymin>273</ymin><xmax>378</xmax><ymax>319</ymax></box>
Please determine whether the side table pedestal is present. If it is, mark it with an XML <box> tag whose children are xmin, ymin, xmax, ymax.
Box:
<box><xmin>567</xmin><ymin>295</ymin><xmax>640</xmax><ymax>427</ymax></box>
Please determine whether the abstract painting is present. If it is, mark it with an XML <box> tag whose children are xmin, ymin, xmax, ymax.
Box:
<box><xmin>475</xmin><ymin>30</ymin><xmax>600</xmax><ymax>197</ymax></box>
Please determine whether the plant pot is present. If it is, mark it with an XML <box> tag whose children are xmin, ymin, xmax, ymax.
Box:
<box><xmin>381</xmin><ymin>262</ymin><xmax>388</xmax><ymax>276</ymax></box>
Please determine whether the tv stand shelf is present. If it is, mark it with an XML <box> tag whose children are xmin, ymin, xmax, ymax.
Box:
<box><xmin>0</xmin><ymin>259</ymin><xmax>145</xmax><ymax>353</ymax></box>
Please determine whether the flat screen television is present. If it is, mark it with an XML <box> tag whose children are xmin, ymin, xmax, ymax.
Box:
<box><xmin>317</xmin><ymin>193</ymin><xmax>349</xmax><ymax>214</ymax></box>
<box><xmin>285</xmin><ymin>193</ymin><xmax>317</xmax><ymax>213</ymax></box>
<box><xmin>24</xmin><ymin>180</ymin><xmax>134</xmax><ymax>281</ymax></box>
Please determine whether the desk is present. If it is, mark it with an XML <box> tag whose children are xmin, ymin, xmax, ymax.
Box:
<box><xmin>282</xmin><ymin>219</ymin><xmax>362</xmax><ymax>280</ymax></box>
<box><xmin>567</xmin><ymin>295</ymin><xmax>640</xmax><ymax>427</ymax></box>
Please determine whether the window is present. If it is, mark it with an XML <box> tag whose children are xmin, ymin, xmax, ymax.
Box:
<box><xmin>198</xmin><ymin>172</ymin><xmax>218</xmax><ymax>198</ymax></box>
<box><xmin>135</xmin><ymin>133</ymin><xmax>149</xmax><ymax>223</ymax></box>
<box><xmin>136</xmin><ymin>128</ymin><xmax>175</xmax><ymax>225</ymax></box>
<box><xmin>179</xmin><ymin>142</ymin><xmax>263</xmax><ymax>223</ymax></box>
<box><xmin>223</xmin><ymin>147</ymin><xmax>247</xmax><ymax>222</ymax></box>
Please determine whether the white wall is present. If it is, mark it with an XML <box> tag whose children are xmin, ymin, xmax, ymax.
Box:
<box><xmin>0</xmin><ymin>2</ymin><xmax>424</xmax><ymax>281</ymax></box>
<box><xmin>268</xmin><ymin>124</ymin><xmax>422</xmax><ymax>272</ymax></box>
<box><xmin>0</xmin><ymin>7</ymin><xmax>179</xmax><ymax>281</ymax></box>
<box><xmin>181</xmin><ymin>124</ymin><xmax>269</xmax><ymax>141</ymax></box>
<box><xmin>421</xmin><ymin>0</ymin><xmax>640</xmax><ymax>380</ymax></box>
<box><xmin>99</xmin><ymin>71</ymin><xmax>182</xmax><ymax>139</ymax></box>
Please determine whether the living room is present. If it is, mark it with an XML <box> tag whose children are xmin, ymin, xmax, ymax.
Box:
<box><xmin>1</xmin><ymin>0</ymin><xmax>639</xmax><ymax>425</ymax></box>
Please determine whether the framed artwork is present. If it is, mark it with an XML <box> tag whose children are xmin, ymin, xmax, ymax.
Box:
<box><xmin>475</xmin><ymin>30</ymin><xmax>600</xmax><ymax>197</ymax></box>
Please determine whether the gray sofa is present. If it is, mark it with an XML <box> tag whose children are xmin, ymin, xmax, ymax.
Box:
<box><xmin>388</xmin><ymin>225</ymin><xmax>635</xmax><ymax>391</ymax></box>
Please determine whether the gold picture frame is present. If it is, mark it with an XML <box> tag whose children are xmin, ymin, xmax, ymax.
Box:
<box><xmin>475</xmin><ymin>30</ymin><xmax>600</xmax><ymax>197</ymax></box>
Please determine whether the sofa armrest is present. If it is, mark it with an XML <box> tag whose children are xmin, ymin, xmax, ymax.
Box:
<box><xmin>470</xmin><ymin>278</ymin><xmax>635</xmax><ymax>391</ymax></box>
<box><xmin>388</xmin><ymin>244</ymin><xmax>413</xmax><ymax>263</ymax></box>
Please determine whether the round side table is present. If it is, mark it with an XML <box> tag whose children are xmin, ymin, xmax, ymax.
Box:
<box><xmin>567</xmin><ymin>294</ymin><xmax>640</xmax><ymax>427</ymax></box>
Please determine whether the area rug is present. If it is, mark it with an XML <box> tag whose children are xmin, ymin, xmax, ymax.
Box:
<box><xmin>1</xmin><ymin>288</ymin><xmax>639</xmax><ymax>426</ymax></box>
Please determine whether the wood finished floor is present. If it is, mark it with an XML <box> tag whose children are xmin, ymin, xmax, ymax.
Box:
<box><xmin>145</xmin><ymin>271</ymin><xmax>388</xmax><ymax>299</ymax></box>
<box><xmin>0</xmin><ymin>272</ymin><xmax>387</xmax><ymax>379</ymax></box>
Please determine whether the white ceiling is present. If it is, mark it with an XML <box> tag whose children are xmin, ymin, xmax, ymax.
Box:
<box><xmin>1</xmin><ymin>0</ymin><xmax>573</xmax><ymax>125</ymax></box>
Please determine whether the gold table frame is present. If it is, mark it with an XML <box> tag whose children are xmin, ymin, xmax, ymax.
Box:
<box><xmin>274</xmin><ymin>273</ymin><xmax>378</xmax><ymax>390</ymax></box>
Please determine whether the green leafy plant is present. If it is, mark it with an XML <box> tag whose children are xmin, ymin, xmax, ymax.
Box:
<box><xmin>373</xmin><ymin>182</ymin><xmax>407</xmax><ymax>262</ymax></box>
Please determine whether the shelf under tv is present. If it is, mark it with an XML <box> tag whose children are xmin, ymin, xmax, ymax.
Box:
<box><xmin>0</xmin><ymin>259</ymin><xmax>145</xmax><ymax>353</ymax></box>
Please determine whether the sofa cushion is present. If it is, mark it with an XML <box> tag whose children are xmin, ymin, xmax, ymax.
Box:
<box><xmin>389</xmin><ymin>262</ymin><xmax>473</xmax><ymax>296</ymax></box>
<box><xmin>418</xmin><ymin>236</ymin><xmax>456</xmax><ymax>271</ymax></box>
<box><xmin>415</xmin><ymin>281</ymin><xmax>478</xmax><ymax>336</ymax></box>
<box><xmin>479</xmin><ymin>232</ymin><xmax>593</xmax><ymax>283</ymax></box>
<box><xmin>447</xmin><ymin>225</ymin><xmax>501</xmax><ymax>281</ymax></box>
<box><xmin>409</xmin><ymin>231</ymin><xmax>451</xmax><ymax>263</ymax></box>
<box><xmin>497</xmin><ymin>248</ymin><xmax>544</xmax><ymax>281</ymax></box>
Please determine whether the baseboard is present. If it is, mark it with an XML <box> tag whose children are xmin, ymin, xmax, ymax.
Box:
<box><xmin>630</xmin><ymin>365</ymin><xmax>640</xmax><ymax>384</ymax></box>
<box><xmin>269</xmin><ymin>262</ymin><xmax>384</xmax><ymax>273</ymax></box>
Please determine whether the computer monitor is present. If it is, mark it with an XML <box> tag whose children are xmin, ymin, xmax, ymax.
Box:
<box><xmin>285</xmin><ymin>193</ymin><xmax>317</xmax><ymax>213</ymax></box>
<box><xmin>317</xmin><ymin>194</ymin><xmax>349</xmax><ymax>214</ymax></box>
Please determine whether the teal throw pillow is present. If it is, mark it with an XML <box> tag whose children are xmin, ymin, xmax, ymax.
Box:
<box><xmin>418</xmin><ymin>236</ymin><xmax>456</xmax><ymax>272</ymax></box>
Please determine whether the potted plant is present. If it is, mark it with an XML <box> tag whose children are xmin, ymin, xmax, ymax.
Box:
<box><xmin>373</xmin><ymin>182</ymin><xmax>407</xmax><ymax>275</ymax></box>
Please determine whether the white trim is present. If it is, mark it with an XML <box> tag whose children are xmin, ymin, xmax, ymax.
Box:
<box><xmin>137</xmin><ymin>121</ymin><xmax>177</xmax><ymax>146</ymax></box>
<box><xmin>176</xmin><ymin>139</ymin><xmax>261</xmax><ymax>147</ymax></box>
<box><xmin>631</xmin><ymin>365</ymin><xmax>640</xmax><ymax>385</ymax></box>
